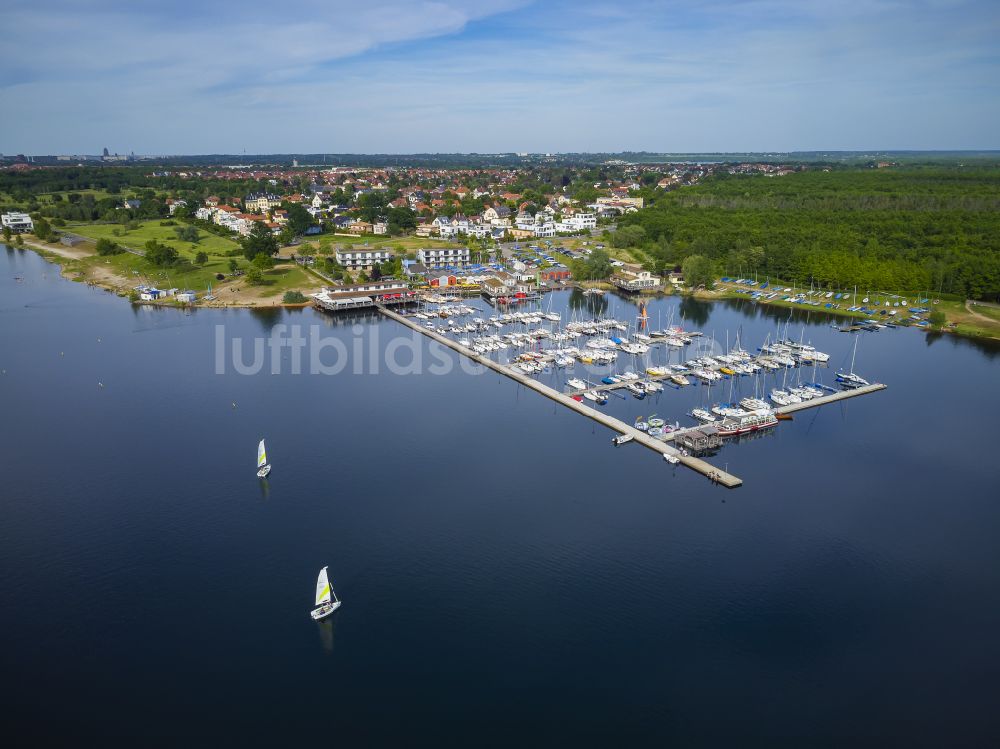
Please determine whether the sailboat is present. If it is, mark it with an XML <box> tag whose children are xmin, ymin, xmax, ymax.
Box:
<box><xmin>256</xmin><ymin>439</ymin><xmax>271</xmax><ymax>478</ymax></box>
<box><xmin>310</xmin><ymin>566</ymin><xmax>341</xmax><ymax>620</ymax></box>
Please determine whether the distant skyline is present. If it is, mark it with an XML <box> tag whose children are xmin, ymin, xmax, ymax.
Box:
<box><xmin>3</xmin><ymin>0</ymin><xmax>998</xmax><ymax>154</ymax></box>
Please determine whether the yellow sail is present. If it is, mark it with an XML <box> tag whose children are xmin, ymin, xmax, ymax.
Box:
<box><xmin>257</xmin><ymin>439</ymin><xmax>267</xmax><ymax>468</ymax></box>
<box><xmin>315</xmin><ymin>567</ymin><xmax>332</xmax><ymax>606</ymax></box>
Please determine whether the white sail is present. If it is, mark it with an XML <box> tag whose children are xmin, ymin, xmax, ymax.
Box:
<box><xmin>315</xmin><ymin>567</ymin><xmax>332</xmax><ymax>606</ymax></box>
<box><xmin>257</xmin><ymin>439</ymin><xmax>267</xmax><ymax>468</ymax></box>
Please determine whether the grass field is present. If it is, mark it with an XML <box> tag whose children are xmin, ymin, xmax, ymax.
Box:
<box><xmin>79</xmin><ymin>250</ymin><xmax>316</xmax><ymax>300</ymax></box>
<box><xmin>68</xmin><ymin>220</ymin><xmax>240</xmax><ymax>258</ymax></box>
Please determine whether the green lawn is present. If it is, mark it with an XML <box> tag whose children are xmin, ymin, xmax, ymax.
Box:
<box><xmin>82</xmin><ymin>250</ymin><xmax>235</xmax><ymax>292</ymax></box>
<box><xmin>81</xmin><ymin>250</ymin><xmax>315</xmax><ymax>298</ymax></box>
<box><xmin>252</xmin><ymin>265</ymin><xmax>317</xmax><ymax>296</ymax></box>
<box><xmin>68</xmin><ymin>220</ymin><xmax>240</xmax><ymax>258</ymax></box>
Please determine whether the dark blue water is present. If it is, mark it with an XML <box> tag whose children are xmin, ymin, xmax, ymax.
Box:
<box><xmin>3</xmin><ymin>247</ymin><xmax>1000</xmax><ymax>747</ymax></box>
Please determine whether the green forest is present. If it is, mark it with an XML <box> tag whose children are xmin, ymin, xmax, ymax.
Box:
<box><xmin>617</xmin><ymin>167</ymin><xmax>1000</xmax><ymax>301</ymax></box>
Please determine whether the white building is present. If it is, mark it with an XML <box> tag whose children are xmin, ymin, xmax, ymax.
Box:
<box><xmin>417</xmin><ymin>246</ymin><xmax>471</xmax><ymax>269</ymax></box>
<box><xmin>556</xmin><ymin>212</ymin><xmax>596</xmax><ymax>233</ymax></box>
<box><xmin>335</xmin><ymin>249</ymin><xmax>394</xmax><ymax>271</ymax></box>
<box><xmin>1</xmin><ymin>212</ymin><xmax>34</xmax><ymax>233</ymax></box>
<box><xmin>611</xmin><ymin>269</ymin><xmax>661</xmax><ymax>292</ymax></box>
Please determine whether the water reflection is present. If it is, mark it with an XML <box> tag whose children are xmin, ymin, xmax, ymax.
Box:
<box><xmin>678</xmin><ymin>296</ymin><xmax>711</xmax><ymax>327</ymax></box>
<box><xmin>567</xmin><ymin>287</ymin><xmax>608</xmax><ymax>317</ymax></box>
<box><xmin>316</xmin><ymin>617</ymin><xmax>336</xmax><ymax>655</ymax></box>
<box><xmin>248</xmin><ymin>306</ymin><xmax>285</xmax><ymax>330</ymax></box>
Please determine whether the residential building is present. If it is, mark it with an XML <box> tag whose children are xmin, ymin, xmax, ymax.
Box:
<box><xmin>1</xmin><ymin>212</ymin><xmax>34</xmax><ymax>233</ymax></box>
<box><xmin>555</xmin><ymin>212</ymin><xmax>596</xmax><ymax>233</ymax></box>
<box><xmin>244</xmin><ymin>192</ymin><xmax>282</xmax><ymax>214</ymax></box>
<box><xmin>595</xmin><ymin>196</ymin><xmax>644</xmax><ymax>211</ymax></box>
<box><xmin>335</xmin><ymin>249</ymin><xmax>395</xmax><ymax>272</ymax></box>
<box><xmin>417</xmin><ymin>246</ymin><xmax>471</xmax><ymax>269</ymax></box>
<box><xmin>166</xmin><ymin>198</ymin><xmax>187</xmax><ymax>215</ymax></box>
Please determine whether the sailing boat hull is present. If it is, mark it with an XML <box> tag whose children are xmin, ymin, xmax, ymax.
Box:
<box><xmin>257</xmin><ymin>464</ymin><xmax>272</xmax><ymax>478</ymax></box>
<box><xmin>310</xmin><ymin>600</ymin><xmax>342</xmax><ymax>621</ymax></box>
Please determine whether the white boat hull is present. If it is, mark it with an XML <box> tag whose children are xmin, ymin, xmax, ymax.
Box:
<box><xmin>310</xmin><ymin>600</ymin><xmax>341</xmax><ymax>621</ymax></box>
<box><xmin>257</xmin><ymin>464</ymin><xmax>271</xmax><ymax>478</ymax></box>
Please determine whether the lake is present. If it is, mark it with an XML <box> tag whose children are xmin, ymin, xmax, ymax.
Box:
<box><xmin>2</xmin><ymin>246</ymin><xmax>999</xmax><ymax>747</ymax></box>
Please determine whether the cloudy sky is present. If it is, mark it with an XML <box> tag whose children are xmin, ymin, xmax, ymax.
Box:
<box><xmin>2</xmin><ymin>0</ymin><xmax>998</xmax><ymax>154</ymax></box>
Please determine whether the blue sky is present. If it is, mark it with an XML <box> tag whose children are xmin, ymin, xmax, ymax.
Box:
<box><xmin>2</xmin><ymin>0</ymin><xmax>998</xmax><ymax>154</ymax></box>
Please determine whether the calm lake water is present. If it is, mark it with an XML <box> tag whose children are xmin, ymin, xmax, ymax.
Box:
<box><xmin>2</xmin><ymin>246</ymin><xmax>1000</xmax><ymax>747</ymax></box>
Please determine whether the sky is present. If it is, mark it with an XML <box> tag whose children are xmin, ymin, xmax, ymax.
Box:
<box><xmin>2</xmin><ymin>0</ymin><xmax>998</xmax><ymax>154</ymax></box>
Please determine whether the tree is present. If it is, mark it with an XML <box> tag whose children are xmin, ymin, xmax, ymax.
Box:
<box><xmin>610</xmin><ymin>225</ymin><xmax>646</xmax><ymax>248</ymax></box>
<box><xmin>144</xmin><ymin>240</ymin><xmax>178</xmax><ymax>266</ymax></box>
<box><xmin>282</xmin><ymin>202</ymin><xmax>313</xmax><ymax>236</ymax></box>
<box><xmin>245</xmin><ymin>266</ymin><xmax>264</xmax><ymax>285</ymax></box>
<box><xmin>228</xmin><ymin>258</ymin><xmax>239</xmax><ymax>273</ymax></box>
<box><xmin>2</xmin><ymin>226</ymin><xmax>11</xmax><ymax>244</ymax></box>
<box><xmin>95</xmin><ymin>237</ymin><xmax>122</xmax><ymax>256</ymax></box>
<box><xmin>194</xmin><ymin>251</ymin><xmax>208</xmax><ymax>265</ymax></box>
<box><xmin>582</xmin><ymin>248</ymin><xmax>613</xmax><ymax>280</ymax></box>
<box><xmin>682</xmin><ymin>254</ymin><xmax>715</xmax><ymax>289</ymax></box>
<box><xmin>252</xmin><ymin>252</ymin><xmax>275</xmax><ymax>271</ymax></box>
<box><xmin>33</xmin><ymin>217</ymin><xmax>53</xmax><ymax>241</ymax></box>
<box><xmin>240</xmin><ymin>221</ymin><xmax>278</xmax><ymax>262</ymax></box>
<box><xmin>370</xmin><ymin>262</ymin><xmax>383</xmax><ymax>281</ymax></box>
<box><xmin>928</xmin><ymin>310</ymin><xmax>946</xmax><ymax>327</ymax></box>
<box><xmin>174</xmin><ymin>225</ymin><xmax>201</xmax><ymax>243</ymax></box>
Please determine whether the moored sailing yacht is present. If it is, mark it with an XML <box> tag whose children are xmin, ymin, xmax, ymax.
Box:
<box><xmin>690</xmin><ymin>408</ymin><xmax>716</xmax><ymax>423</ymax></box>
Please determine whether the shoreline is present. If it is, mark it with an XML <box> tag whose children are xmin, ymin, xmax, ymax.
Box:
<box><xmin>8</xmin><ymin>238</ymin><xmax>1000</xmax><ymax>341</ymax></box>
<box><xmin>7</xmin><ymin>236</ymin><xmax>321</xmax><ymax>309</ymax></box>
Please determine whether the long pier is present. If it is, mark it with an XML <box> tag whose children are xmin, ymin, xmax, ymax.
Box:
<box><xmin>378</xmin><ymin>305</ymin><xmax>743</xmax><ymax>487</ymax></box>
<box><xmin>774</xmin><ymin>382</ymin><xmax>887</xmax><ymax>414</ymax></box>
<box><xmin>375</xmin><ymin>305</ymin><xmax>888</xmax><ymax>489</ymax></box>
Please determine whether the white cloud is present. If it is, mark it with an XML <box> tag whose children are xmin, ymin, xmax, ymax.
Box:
<box><xmin>1</xmin><ymin>0</ymin><xmax>997</xmax><ymax>152</ymax></box>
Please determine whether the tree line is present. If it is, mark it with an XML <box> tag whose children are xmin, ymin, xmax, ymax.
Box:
<box><xmin>616</xmin><ymin>168</ymin><xmax>1000</xmax><ymax>301</ymax></box>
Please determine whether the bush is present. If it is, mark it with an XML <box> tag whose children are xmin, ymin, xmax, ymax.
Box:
<box><xmin>159</xmin><ymin>220</ymin><xmax>177</xmax><ymax>226</ymax></box>
<box><xmin>194</xmin><ymin>251</ymin><xmax>208</xmax><ymax>265</ymax></box>
<box><xmin>928</xmin><ymin>310</ymin><xmax>946</xmax><ymax>327</ymax></box>
<box><xmin>283</xmin><ymin>291</ymin><xmax>307</xmax><ymax>303</ymax></box>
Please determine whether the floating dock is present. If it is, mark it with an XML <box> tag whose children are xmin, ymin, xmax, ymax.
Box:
<box><xmin>375</xmin><ymin>305</ymin><xmax>886</xmax><ymax>489</ymax></box>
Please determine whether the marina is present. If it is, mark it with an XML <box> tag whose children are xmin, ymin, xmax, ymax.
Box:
<box><xmin>373</xmin><ymin>298</ymin><xmax>888</xmax><ymax>489</ymax></box>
